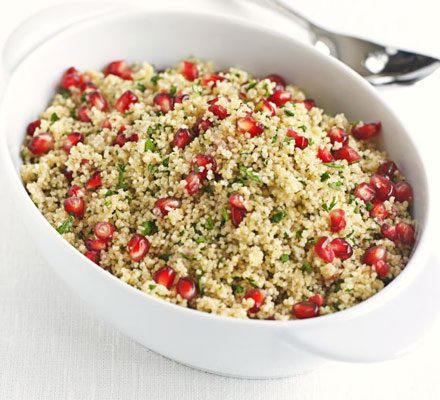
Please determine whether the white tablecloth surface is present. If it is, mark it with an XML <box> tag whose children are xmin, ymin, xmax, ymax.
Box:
<box><xmin>1</xmin><ymin>0</ymin><xmax>439</xmax><ymax>399</ymax></box>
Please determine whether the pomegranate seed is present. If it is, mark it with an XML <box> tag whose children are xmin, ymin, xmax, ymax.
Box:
<box><xmin>84</xmin><ymin>250</ymin><xmax>100</xmax><ymax>264</ymax></box>
<box><xmin>333</xmin><ymin>146</ymin><xmax>361</xmax><ymax>164</ymax></box>
<box><xmin>191</xmin><ymin>154</ymin><xmax>217</xmax><ymax>178</ymax></box>
<box><xmin>62</xmin><ymin>168</ymin><xmax>73</xmax><ymax>182</ymax></box>
<box><xmin>327</xmin><ymin>127</ymin><xmax>348</xmax><ymax>145</ymax></box>
<box><xmin>208</xmin><ymin>99</ymin><xmax>229</xmax><ymax>119</ymax></box>
<box><xmin>60</xmin><ymin>67</ymin><xmax>83</xmax><ymax>89</ymax></box>
<box><xmin>268</xmin><ymin>89</ymin><xmax>292</xmax><ymax>107</ymax></box>
<box><xmin>28</xmin><ymin>132</ymin><xmax>54</xmax><ymax>155</ymax></box>
<box><xmin>78</xmin><ymin>106</ymin><xmax>92</xmax><ymax>122</ymax></box>
<box><xmin>231</xmin><ymin>206</ymin><xmax>247</xmax><ymax>227</ymax></box>
<box><xmin>176</xmin><ymin>277</ymin><xmax>197</xmax><ymax>300</ymax></box>
<box><xmin>114</xmin><ymin>132</ymin><xmax>128</xmax><ymax>147</ymax></box>
<box><xmin>80</xmin><ymin>81</ymin><xmax>97</xmax><ymax>93</ymax></box>
<box><xmin>68</xmin><ymin>184</ymin><xmax>82</xmax><ymax>197</ymax></box>
<box><xmin>115</xmin><ymin>90</ymin><xmax>138</xmax><ymax>113</ymax></box>
<box><xmin>85</xmin><ymin>171</ymin><xmax>102</xmax><ymax>191</ymax></box>
<box><xmin>153</xmin><ymin>266</ymin><xmax>176</xmax><ymax>289</ymax></box>
<box><xmin>265</xmin><ymin>73</ymin><xmax>286</xmax><ymax>90</ymax></box>
<box><xmin>330</xmin><ymin>238</ymin><xmax>353</xmax><ymax>260</ymax></box>
<box><xmin>127</xmin><ymin>234</ymin><xmax>150</xmax><ymax>262</ymax></box>
<box><xmin>228</xmin><ymin>194</ymin><xmax>245</xmax><ymax>209</ymax></box>
<box><xmin>352</xmin><ymin>122</ymin><xmax>381</xmax><ymax>140</ymax></box>
<box><xmin>381</xmin><ymin>223</ymin><xmax>397</xmax><ymax>241</ymax></box>
<box><xmin>370</xmin><ymin>202</ymin><xmax>389</xmax><ymax>220</ymax></box>
<box><xmin>201</xmin><ymin>73</ymin><xmax>224</xmax><ymax>87</ymax></box>
<box><xmin>180</xmin><ymin>60</ymin><xmax>198</xmax><ymax>81</ymax></box>
<box><xmin>244</xmin><ymin>289</ymin><xmax>266</xmax><ymax>313</ymax></box>
<box><xmin>64</xmin><ymin>196</ymin><xmax>85</xmax><ymax>218</ymax></box>
<box><xmin>185</xmin><ymin>172</ymin><xmax>202</xmax><ymax>195</ymax></box>
<box><xmin>287</xmin><ymin>129</ymin><xmax>308</xmax><ymax>149</ymax></box>
<box><xmin>296</xmin><ymin>99</ymin><xmax>315</xmax><ymax>111</ymax></box>
<box><xmin>329</xmin><ymin>209</ymin><xmax>346</xmax><ymax>233</ymax></box>
<box><xmin>88</xmin><ymin>91</ymin><xmax>108</xmax><ymax>111</ymax></box>
<box><xmin>394</xmin><ymin>182</ymin><xmax>413</xmax><ymax>203</ymax></box>
<box><xmin>103</xmin><ymin>60</ymin><xmax>133</xmax><ymax>80</ymax></box>
<box><xmin>128</xmin><ymin>133</ymin><xmax>139</xmax><ymax>143</ymax></box>
<box><xmin>171</xmin><ymin>128</ymin><xmax>193</xmax><ymax>149</ymax></box>
<box><xmin>374</xmin><ymin>259</ymin><xmax>390</xmax><ymax>278</ymax></box>
<box><xmin>26</xmin><ymin>119</ymin><xmax>41</xmax><ymax>136</ymax></box>
<box><xmin>317</xmin><ymin>147</ymin><xmax>334</xmax><ymax>162</ymax></box>
<box><xmin>308</xmin><ymin>294</ymin><xmax>325</xmax><ymax>307</ymax></box>
<box><xmin>255</xmin><ymin>99</ymin><xmax>276</xmax><ymax>116</ymax></box>
<box><xmin>102</xmin><ymin>119</ymin><xmax>112</xmax><ymax>129</ymax></box>
<box><xmin>354</xmin><ymin>182</ymin><xmax>376</xmax><ymax>202</ymax></box>
<box><xmin>370</xmin><ymin>175</ymin><xmax>394</xmax><ymax>201</ymax></box>
<box><xmin>63</xmin><ymin>132</ymin><xmax>84</xmax><ymax>154</ymax></box>
<box><xmin>154</xmin><ymin>197</ymin><xmax>181</xmax><ymax>216</ymax></box>
<box><xmin>292</xmin><ymin>301</ymin><xmax>319</xmax><ymax>319</ymax></box>
<box><xmin>86</xmin><ymin>238</ymin><xmax>107</xmax><ymax>251</ymax></box>
<box><xmin>193</xmin><ymin>118</ymin><xmax>213</xmax><ymax>136</ymax></box>
<box><xmin>363</xmin><ymin>246</ymin><xmax>387</xmax><ymax>266</ymax></box>
<box><xmin>377</xmin><ymin>160</ymin><xmax>398</xmax><ymax>179</ymax></box>
<box><xmin>396</xmin><ymin>222</ymin><xmax>415</xmax><ymax>245</ymax></box>
<box><xmin>153</xmin><ymin>93</ymin><xmax>174</xmax><ymax>113</ymax></box>
<box><xmin>94</xmin><ymin>222</ymin><xmax>115</xmax><ymax>241</ymax></box>
<box><xmin>314</xmin><ymin>236</ymin><xmax>335</xmax><ymax>263</ymax></box>
<box><xmin>174</xmin><ymin>93</ymin><xmax>189</xmax><ymax>104</ymax></box>
<box><xmin>237</xmin><ymin>116</ymin><xmax>264</xmax><ymax>137</ymax></box>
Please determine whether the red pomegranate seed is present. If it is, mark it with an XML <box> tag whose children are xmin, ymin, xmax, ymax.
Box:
<box><xmin>201</xmin><ymin>73</ymin><xmax>224</xmax><ymax>87</ymax></box>
<box><xmin>193</xmin><ymin>118</ymin><xmax>213</xmax><ymax>136</ymax></box>
<box><xmin>352</xmin><ymin>122</ymin><xmax>381</xmax><ymax>140</ymax></box>
<box><xmin>292</xmin><ymin>301</ymin><xmax>319</xmax><ymax>319</ymax></box>
<box><xmin>63</xmin><ymin>132</ymin><xmax>84</xmax><ymax>154</ymax></box>
<box><xmin>377</xmin><ymin>160</ymin><xmax>398</xmax><ymax>179</ymax></box>
<box><xmin>85</xmin><ymin>171</ymin><xmax>102</xmax><ymax>191</ymax></box>
<box><xmin>394</xmin><ymin>182</ymin><xmax>413</xmax><ymax>203</ymax></box>
<box><xmin>329</xmin><ymin>209</ymin><xmax>346</xmax><ymax>233</ymax></box>
<box><xmin>101</xmin><ymin>119</ymin><xmax>112</xmax><ymax>129</ymax></box>
<box><xmin>153</xmin><ymin>266</ymin><xmax>176</xmax><ymax>289</ymax></box>
<box><xmin>265</xmin><ymin>73</ymin><xmax>286</xmax><ymax>90</ymax></box>
<box><xmin>115</xmin><ymin>90</ymin><xmax>138</xmax><ymax>113</ymax></box>
<box><xmin>381</xmin><ymin>223</ymin><xmax>397</xmax><ymax>241</ymax></box>
<box><xmin>208</xmin><ymin>99</ymin><xmax>229</xmax><ymax>119</ymax></box>
<box><xmin>370</xmin><ymin>202</ymin><xmax>389</xmax><ymax>220</ymax></box>
<box><xmin>327</xmin><ymin>127</ymin><xmax>348</xmax><ymax>145</ymax></box>
<box><xmin>153</xmin><ymin>93</ymin><xmax>174</xmax><ymax>113</ymax></box>
<box><xmin>396</xmin><ymin>222</ymin><xmax>415</xmax><ymax>245</ymax></box>
<box><xmin>154</xmin><ymin>197</ymin><xmax>181</xmax><ymax>216</ymax></box>
<box><xmin>62</xmin><ymin>168</ymin><xmax>73</xmax><ymax>182</ymax></box>
<box><xmin>231</xmin><ymin>206</ymin><xmax>247</xmax><ymax>227</ymax></box>
<box><xmin>317</xmin><ymin>147</ymin><xmax>334</xmax><ymax>162</ymax></box>
<box><xmin>128</xmin><ymin>133</ymin><xmax>139</xmax><ymax>143</ymax></box>
<box><xmin>333</xmin><ymin>146</ymin><xmax>361</xmax><ymax>164</ymax></box>
<box><xmin>374</xmin><ymin>259</ymin><xmax>390</xmax><ymax>278</ymax></box>
<box><xmin>287</xmin><ymin>129</ymin><xmax>308</xmax><ymax>149</ymax></box>
<box><xmin>94</xmin><ymin>222</ymin><xmax>115</xmax><ymax>241</ymax></box>
<box><xmin>174</xmin><ymin>93</ymin><xmax>189</xmax><ymax>104</ymax></box>
<box><xmin>244</xmin><ymin>289</ymin><xmax>266</xmax><ymax>313</ymax></box>
<box><xmin>28</xmin><ymin>132</ymin><xmax>54</xmax><ymax>155</ymax></box>
<box><xmin>180</xmin><ymin>60</ymin><xmax>198</xmax><ymax>81</ymax></box>
<box><xmin>88</xmin><ymin>91</ymin><xmax>108</xmax><ymax>111</ymax></box>
<box><xmin>176</xmin><ymin>277</ymin><xmax>197</xmax><ymax>300</ymax></box>
<box><xmin>191</xmin><ymin>154</ymin><xmax>217</xmax><ymax>178</ymax></box>
<box><xmin>354</xmin><ymin>182</ymin><xmax>376</xmax><ymax>202</ymax></box>
<box><xmin>330</xmin><ymin>238</ymin><xmax>353</xmax><ymax>260</ymax></box>
<box><xmin>127</xmin><ymin>234</ymin><xmax>150</xmax><ymax>262</ymax></box>
<box><xmin>185</xmin><ymin>172</ymin><xmax>202</xmax><ymax>195</ymax></box>
<box><xmin>114</xmin><ymin>132</ymin><xmax>128</xmax><ymax>147</ymax></box>
<box><xmin>296</xmin><ymin>99</ymin><xmax>315</xmax><ymax>111</ymax></box>
<box><xmin>78</xmin><ymin>106</ymin><xmax>92</xmax><ymax>123</ymax></box>
<box><xmin>85</xmin><ymin>238</ymin><xmax>107</xmax><ymax>251</ymax></box>
<box><xmin>80</xmin><ymin>81</ymin><xmax>97</xmax><ymax>93</ymax></box>
<box><xmin>255</xmin><ymin>99</ymin><xmax>276</xmax><ymax>116</ymax></box>
<box><xmin>103</xmin><ymin>60</ymin><xmax>133</xmax><ymax>80</ymax></box>
<box><xmin>314</xmin><ymin>236</ymin><xmax>335</xmax><ymax>263</ymax></box>
<box><xmin>84</xmin><ymin>250</ymin><xmax>100</xmax><ymax>264</ymax></box>
<box><xmin>370</xmin><ymin>175</ymin><xmax>394</xmax><ymax>201</ymax></box>
<box><xmin>237</xmin><ymin>116</ymin><xmax>264</xmax><ymax>137</ymax></box>
<box><xmin>308</xmin><ymin>294</ymin><xmax>325</xmax><ymax>307</ymax></box>
<box><xmin>27</xmin><ymin>119</ymin><xmax>41</xmax><ymax>136</ymax></box>
<box><xmin>171</xmin><ymin>128</ymin><xmax>193</xmax><ymax>149</ymax></box>
<box><xmin>64</xmin><ymin>196</ymin><xmax>85</xmax><ymax>218</ymax></box>
<box><xmin>68</xmin><ymin>184</ymin><xmax>82</xmax><ymax>197</ymax></box>
<box><xmin>268</xmin><ymin>90</ymin><xmax>292</xmax><ymax>107</ymax></box>
<box><xmin>228</xmin><ymin>194</ymin><xmax>245</xmax><ymax>209</ymax></box>
<box><xmin>363</xmin><ymin>246</ymin><xmax>387</xmax><ymax>266</ymax></box>
<box><xmin>60</xmin><ymin>67</ymin><xmax>83</xmax><ymax>89</ymax></box>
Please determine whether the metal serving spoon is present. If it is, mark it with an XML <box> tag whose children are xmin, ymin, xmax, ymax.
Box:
<box><xmin>264</xmin><ymin>0</ymin><xmax>440</xmax><ymax>85</ymax></box>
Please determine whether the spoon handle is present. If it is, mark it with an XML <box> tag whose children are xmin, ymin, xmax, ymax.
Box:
<box><xmin>264</xmin><ymin>0</ymin><xmax>314</xmax><ymax>29</ymax></box>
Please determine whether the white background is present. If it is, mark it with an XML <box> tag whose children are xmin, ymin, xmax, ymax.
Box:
<box><xmin>0</xmin><ymin>0</ymin><xmax>439</xmax><ymax>399</ymax></box>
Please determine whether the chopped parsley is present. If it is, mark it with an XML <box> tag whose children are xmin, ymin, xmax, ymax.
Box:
<box><xmin>202</xmin><ymin>185</ymin><xmax>213</xmax><ymax>194</ymax></box>
<box><xmin>271</xmin><ymin>134</ymin><xmax>278</xmax><ymax>143</ymax></box>
<box><xmin>322</xmin><ymin>197</ymin><xmax>337</xmax><ymax>212</ymax></box>
<box><xmin>169</xmin><ymin>85</ymin><xmax>177</xmax><ymax>96</ymax></box>
<box><xmin>309</xmin><ymin>138</ymin><xmax>314</xmax><ymax>145</ymax></box>
<box><xmin>366</xmin><ymin>202</ymin><xmax>374</xmax><ymax>211</ymax></box>
<box><xmin>50</xmin><ymin>113</ymin><xmax>60</xmax><ymax>124</ymax></box>
<box><xmin>284</xmin><ymin>109</ymin><xmax>295</xmax><ymax>117</ymax></box>
<box><xmin>158</xmin><ymin>253</ymin><xmax>171</xmax><ymax>262</ymax></box>
<box><xmin>270</xmin><ymin>210</ymin><xmax>286</xmax><ymax>223</ymax></box>
<box><xmin>136</xmin><ymin>82</ymin><xmax>146</xmax><ymax>92</ymax></box>
<box><xmin>221</xmin><ymin>208</ymin><xmax>229</xmax><ymax>223</ymax></box>
<box><xmin>328</xmin><ymin>181</ymin><xmax>343</xmax><ymax>190</ymax></box>
<box><xmin>148</xmin><ymin>284</ymin><xmax>157</xmax><ymax>290</ymax></box>
<box><xmin>56</xmin><ymin>215</ymin><xmax>74</xmax><ymax>234</ymax></box>
<box><xmin>279</xmin><ymin>254</ymin><xmax>290</xmax><ymax>263</ymax></box>
<box><xmin>298</xmin><ymin>125</ymin><xmax>307</xmax><ymax>132</ymax></box>
<box><xmin>323</xmin><ymin>162</ymin><xmax>344</xmax><ymax>170</ymax></box>
<box><xmin>239</xmin><ymin>165</ymin><xmax>261</xmax><ymax>183</ymax></box>
<box><xmin>140</xmin><ymin>220</ymin><xmax>157</xmax><ymax>236</ymax></box>
<box><xmin>195</xmin><ymin>236</ymin><xmax>207</xmax><ymax>244</ymax></box>
<box><xmin>232</xmin><ymin>284</ymin><xmax>244</xmax><ymax>295</ymax></box>
<box><xmin>246</xmin><ymin>79</ymin><xmax>258</xmax><ymax>90</ymax></box>
<box><xmin>301</xmin><ymin>262</ymin><xmax>313</xmax><ymax>273</ymax></box>
<box><xmin>147</xmin><ymin>163</ymin><xmax>157</xmax><ymax>174</ymax></box>
<box><xmin>117</xmin><ymin>164</ymin><xmax>127</xmax><ymax>190</ymax></box>
<box><xmin>320</xmin><ymin>172</ymin><xmax>331</xmax><ymax>182</ymax></box>
<box><xmin>205</xmin><ymin>216</ymin><xmax>215</xmax><ymax>230</ymax></box>
<box><xmin>248</xmin><ymin>278</ymin><xmax>259</xmax><ymax>288</ymax></box>
<box><xmin>59</xmin><ymin>88</ymin><xmax>71</xmax><ymax>99</ymax></box>
<box><xmin>196</xmin><ymin>271</ymin><xmax>204</xmax><ymax>295</ymax></box>
<box><xmin>105</xmin><ymin>190</ymin><xmax>116</xmax><ymax>197</ymax></box>
<box><xmin>162</xmin><ymin>157</ymin><xmax>169</xmax><ymax>167</ymax></box>
<box><xmin>151</xmin><ymin>75</ymin><xmax>162</xmax><ymax>85</ymax></box>
<box><xmin>144</xmin><ymin>138</ymin><xmax>156</xmax><ymax>152</ymax></box>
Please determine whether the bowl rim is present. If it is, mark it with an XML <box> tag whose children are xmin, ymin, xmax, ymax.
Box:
<box><xmin>0</xmin><ymin>7</ymin><xmax>432</xmax><ymax>329</ymax></box>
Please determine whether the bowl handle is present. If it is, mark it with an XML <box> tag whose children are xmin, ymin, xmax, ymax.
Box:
<box><xmin>1</xmin><ymin>1</ymin><xmax>136</xmax><ymax>75</ymax></box>
<box><xmin>282</xmin><ymin>254</ymin><xmax>440</xmax><ymax>363</ymax></box>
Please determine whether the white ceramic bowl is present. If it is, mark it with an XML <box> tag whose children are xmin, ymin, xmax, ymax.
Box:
<box><xmin>0</xmin><ymin>4</ymin><xmax>437</xmax><ymax>378</ymax></box>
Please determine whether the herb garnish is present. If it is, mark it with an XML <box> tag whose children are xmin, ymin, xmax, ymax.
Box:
<box><xmin>50</xmin><ymin>113</ymin><xmax>59</xmax><ymax>124</ymax></box>
<box><xmin>140</xmin><ymin>221</ymin><xmax>157</xmax><ymax>236</ymax></box>
<box><xmin>270</xmin><ymin>210</ymin><xmax>286</xmax><ymax>223</ymax></box>
<box><xmin>322</xmin><ymin>197</ymin><xmax>337</xmax><ymax>212</ymax></box>
<box><xmin>169</xmin><ymin>85</ymin><xmax>177</xmax><ymax>96</ymax></box>
<box><xmin>59</xmin><ymin>88</ymin><xmax>71</xmax><ymax>99</ymax></box>
<box><xmin>117</xmin><ymin>164</ymin><xmax>127</xmax><ymax>190</ymax></box>
<box><xmin>329</xmin><ymin>181</ymin><xmax>343</xmax><ymax>190</ymax></box>
<box><xmin>144</xmin><ymin>138</ymin><xmax>156</xmax><ymax>152</ymax></box>
<box><xmin>284</xmin><ymin>109</ymin><xmax>295</xmax><ymax>117</ymax></box>
<box><xmin>279</xmin><ymin>254</ymin><xmax>290</xmax><ymax>263</ymax></box>
<box><xmin>320</xmin><ymin>172</ymin><xmax>331</xmax><ymax>182</ymax></box>
<box><xmin>323</xmin><ymin>162</ymin><xmax>344</xmax><ymax>169</ymax></box>
<box><xmin>205</xmin><ymin>216</ymin><xmax>214</xmax><ymax>230</ymax></box>
<box><xmin>56</xmin><ymin>215</ymin><xmax>74</xmax><ymax>234</ymax></box>
<box><xmin>301</xmin><ymin>263</ymin><xmax>313</xmax><ymax>273</ymax></box>
<box><xmin>151</xmin><ymin>75</ymin><xmax>162</xmax><ymax>85</ymax></box>
<box><xmin>136</xmin><ymin>82</ymin><xmax>146</xmax><ymax>92</ymax></box>
<box><xmin>239</xmin><ymin>165</ymin><xmax>261</xmax><ymax>183</ymax></box>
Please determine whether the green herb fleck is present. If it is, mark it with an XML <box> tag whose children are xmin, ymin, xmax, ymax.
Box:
<box><xmin>279</xmin><ymin>254</ymin><xmax>290</xmax><ymax>263</ymax></box>
<box><xmin>117</xmin><ymin>164</ymin><xmax>127</xmax><ymax>190</ymax></box>
<box><xmin>301</xmin><ymin>263</ymin><xmax>313</xmax><ymax>273</ymax></box>
<box><xmin>136</xmin><ymin>82</ymin><xmax>146</xmax><ymax>92</ymax></box>
<box><xmin>221</xmin><ymin>208</ymin><xmax>229</xmax><ymax>223</ymax></box>
<box><xmin>59</xmin><ymin>88</ymin><xmax>71</xmax><ymax>99</ymax></box>
<box><xmin>270</xmin><ymin>210</ymin><xmax>286</xmax><ymax>223</ymax></box>
<box><xmin>50</xmin><ymin>113</ymin><xmax>60</xmax><ymax>124</ymax></box>
<box><xmin>323</xmin><ymin>162</ymin><xmax>344</xmax><ymax>170</ymax></box>
<box><xmin>205</xmin><ymin>216</ymin><xmax>215</xmax><ymax>230</ymax></box>
<box><xmin>366</xmin><ymin>202</ymin><xmax>374</xmax><ymax>211</ymax></box>
<box><xmin>196</xmin><ymin>271</ymin><xmax>204</xmax><ymax>295</ymax></box>
<box><xmin>329</xmin><ymin>181</ymin><xmax>343</xmax><ymax>190</ymax></box>
<box><xmin>248</xmin><ymin>278</ymin><xmax>259</xmax><ymax>288</ymax></box>
<box><xmin>320</xmin><ymin>172</ymin><xmax>331</xmax><ymax>182</ymax></box>
<box><xmin>345</xmin><ymin>230</ymin><xmax>355</xmax><ymax>239</ymax></box>
<box><xmin>144</xmin><ymin>138</ymin><xmax>156</xmax><ymax>152</ymax></box>
<box><xmin>232</xmin><ymin>284</ymin><xmax>244</xmax><ymax>295</ymax></box>
<box><xmin>239</xmin><ymin>165</ymin><xmax>261</xmax><ymax>183</ymax></box>
<box><xmin>246</xmin><ymin>80</ymin><xmax>258</xmax><ymax>90</ymax></box>
<box><xmin>147</xmin><ymin>164</ymin><xmax>157</xmax><ymax>174</ymax></box>
<box><xmin>151</xmin><ymin>75</ymin><xmax>162</xmax><ymax>85</ymax></box>
<box><xmin>148</xmin><ymin>284</ymin><xmax>157</xmax><ymax>290</ymax></box>
<box><xmin>162</xmin><ymin>157</ymin><xmax>169</xmax><ymax>167</ymax></box>
<box><xmin>56</xmin><ymin>215</ymin><xmax>74</xmax><ymax>234</ymax></box>
<box><xmin>298</xmin><ymin>125</ymin><xmax>307</xmax><ymax>132</ymax></box>
<box><xmin>284</xmin><ymin>109</ymin><xmax>295</xmax><ymax>117</ymax></box>
<box><xmin>158</xmin><ymin>253</ymin><xmax>171</xmax><ymax>262</ymax></box>
<box><xmin>271</xmin><ymin>134</ymin><xmax>278</xmax><ymax>143</ymax></box>
<box><xmin>140</xmin><ymin>221</ymin><xmax>158</xmax><ymax>236</ymax></box>
<box><xmin>105</xmin><ymin>190</ymin><xmax>116</xmax><ymax>197</ymax></box>
<box><xmin>309</xmin><ymin>138</ymin><xmax>314</xmax><ymax>145</ymax></box>
<box><xmin>169</xmin><ymin>85</ymin><xmax>177</xmax><ymax>96</ymax></box>
<box><xmin>322</xmin><ymin>197</ymin><xmax>337</xmax><ymax>212</ymax></box>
